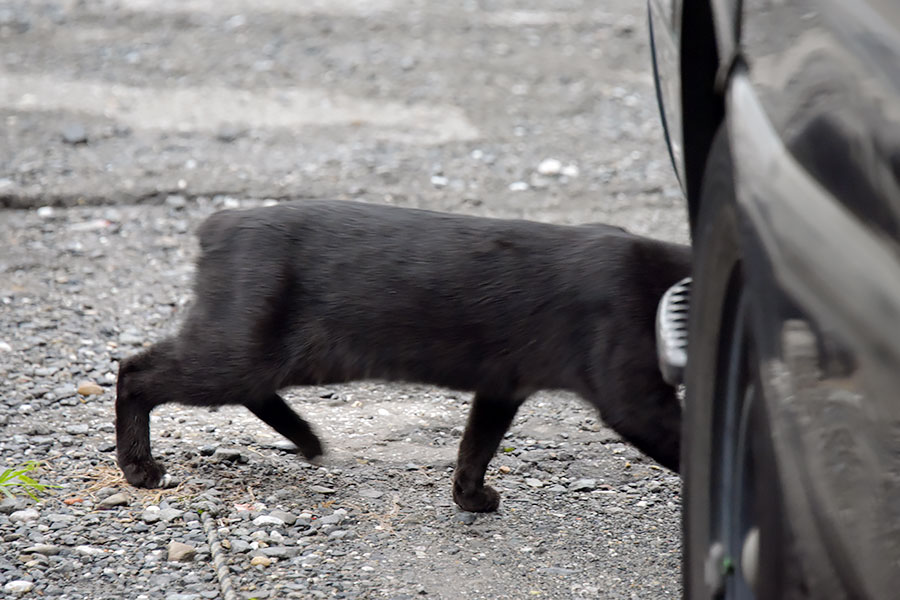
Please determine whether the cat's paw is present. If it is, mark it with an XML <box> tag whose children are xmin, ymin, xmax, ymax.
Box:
<box><xmin>453</xmin><ymin>484</ymin><xmax>501</xmax><ymax>513</ymax></box>
<box><xmin>120</xmin><ymin>458</ymin><xmax>167</xmax><ymax>488</ymax></box>
<box><xmin>297</xmin><ymin>433</ymin><xmax>324</xmax><ymax>461</ymax></box>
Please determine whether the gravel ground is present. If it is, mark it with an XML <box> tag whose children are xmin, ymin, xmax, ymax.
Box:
<box><xmin>1</xmin><ymin>1</ymin><xmax>688</xmax><ymax>598</ymax></box>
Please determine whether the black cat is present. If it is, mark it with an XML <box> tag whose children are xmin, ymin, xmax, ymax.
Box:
<box><xmin>116</xmin><ymin>200</ymin><xmax>691</xmax><ymax>512</ymax></box>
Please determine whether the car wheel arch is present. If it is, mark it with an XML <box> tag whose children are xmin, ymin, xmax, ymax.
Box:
<box><xmin>680</xmin><ymin>0</ymin><xmax>726</xmax><ymax>233</ymax></box>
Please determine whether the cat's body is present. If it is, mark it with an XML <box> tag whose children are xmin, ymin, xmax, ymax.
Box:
<box><xmin>116</xmin><ymin>200</ymin><xmax>691</xmax><ymax>512</ymax></box>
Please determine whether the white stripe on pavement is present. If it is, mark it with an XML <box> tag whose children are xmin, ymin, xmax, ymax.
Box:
<box><xmin>0</xmin><ymin>73</ymin><xmax>480</xmax><ymax>144</ymax></box>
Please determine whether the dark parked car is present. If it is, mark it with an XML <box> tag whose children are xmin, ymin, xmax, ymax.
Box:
<box><xmin>648</xmin><ymin>1</ymin><xmax>900</xmax><ymax>598</ymax></box>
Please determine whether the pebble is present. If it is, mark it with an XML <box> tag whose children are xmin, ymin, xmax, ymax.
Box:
<box><xmin>119</xmin><ymin>331</ymin><xmax>144</xmax><ymax>346</ymax></box>
<box><xmin>230</xmin><ymin>539</ymin><xmax>251</xmax><ymax>553</ymax></box>
<box><xmin>0</xmin><ymin>497</ymin><xmax>26</xmax><ymax>514</ymax></box>
<box><xmin>4</xmin><ymin>580</ymin><xmax>34</xmax><ymax>594</ymax></box>
<box><xmin>165</xmin><ymin>194</ymin><xmax>187</xmax><ymax>209</ymax></box>
<box><xmin>250</xmin><ymin>555</ymin><xmax>272</xmax><ymax>567</ymax></box>
<box><xmin>68</xmin><ymin>218</ymin><xmax>112</xmax><ymax>232</ymax></box>
<box><xmin>159</xmin><ymin>507</ymin><xmax>184</xmax><ymax>522</ymax></box>
<box><xmin>77</xmin><ymin>381</ymin><xmax>104</xmax><ymax>396</ymax></box>
<box><xmin>268</xmin><ymin>510</ymin><xmax>297</xmax><ymax>526</ymax></box>
<box><xmin>525</xmin><ymin>478</ymin><xmax>544</xmax><ymax>488</ymax></box>
<box><xmin>318</xmin><ymin>512</ymin><xmax>344</xmax><ymax>526</ymax></box>
<box><xmin>66</xmin><ymin>423</ymin><xmax>90</xmax><ymax>435</ymax></box>
<box><xmin>23</xmin><ymin>544</ymin><xmax>61</xmax><ymax>555</ymax></box>
<box><xmin>97</xmin><ymin>492</ymin><xmax>129</xmax><ymax>508</ymax></box>
<box><xmin>75</xmin><ymin>545</ymin><xmax>107</xmax><ymax>557</ymax></box>
<box><xmin>537</xmin><ymin>158</ymin><xmax>563</xmax><ymax>176</ymax></box>
<box><xmin>261</xmin><ymin>546</ymin><xmax>292</xmax><ymax>558</ymax></box>
<box><xmin>540</xmin><ymin>567</ymin><xmax>580</xmax><ymax>576</ymax></box>
<box><xmin>430</xmin><ymin>175</ymin><xmax>449</xmax><ymax>188</ymax></box>
<box><xmin>215</xmin><ymin>123</ymin><xmax>243</xmax><ymax>143</ymax></box>
<box><xmin>212</xmin><ymin>448</ymin><xmax>246</xmax><ymax>463</ymax></box>
<box><xmin>455</xmin><ymin>511</ymin><xmax>477</xmax><ymax>525</ymax></box>
<box><xmin>508</xmin><ymin>181</ymin><xmax>529</xmax><ymax>192</ymax></box>
<box><xmin>252</xmin><ymin>515</ymin><xmax>285</xmax><ymax>527</ymax></box>
<box><xmin>268</xmin><ymin>440</ymin><xmax>299</xmax><ymax>453</ymax></box>
<box><xmin>168</xmin><ymin>541</ymin><xmax>197</xmax><ymax>562</ymax></box>
<box><xmin>561</xmin><ymin>164</ymin><xmax>580</xmax><ymax>178</ymax></box>
<box><xmin>10</xmin><ymin>509</ymin><xmax>40</xmax><ymax>523</ymax></box>
<box><xmin>0</xmin><ymin>340</ymin><xmax>11</xmax><ymax>352</ymax></box>
<box><xmin>358</xmin><ymin>488</ymin><xmax>383</xmax><ymax>499</ymax></box>
<box><xmin>310</xmin><ymin>485</ymin><xmax>335</xmax><ymax>494</ymax></box>
<box><xmin>142</xmin><ymin>506</ymin><xmax>161</xmax><ymax>523</ymax></box>
<box><xmin>61</xmin><ymin>123</ymin><xmax>88</xmax><ymax>144</ymax></box>
<box><xmin>569</xmin><ymin>478</ymin><xmax>597</xmax><ymax>492</ymax></box>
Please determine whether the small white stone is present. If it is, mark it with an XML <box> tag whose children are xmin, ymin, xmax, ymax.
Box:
<box><xmin>430</xmin><ymin>175</ymin><xmax>449</xmax><ymax>188</ymax></box>
<box><xmin>36</xmin><ymin>206</ymin><xmax>55</xmax><ymax>218</ymax></box>
<box><xmin>9</xmin><ymin>509</ymin><xmax>39</xmax><ymax>523</ymax></box>
<box><xmin>0</xmin><ymin>341</ymin><xmax>11</xmax><ymax>352</ymax></box>
<box><xmin>537</xmin><ymin>158</ymin><xmax>563</xmax><ymax>176</ymax></box>
<box><xmin>525</xmin><ymin>478</ymin><xmax>544</xmax><ymax>488</ymax></box>
<box><xmin>4</xmin><ymin>580</ymin><xmax>34</xmax><ymax>594</ymax></box>
<box><xmin>75</xmin><ymin>545</ymin><xmax>107</xmax><ymax>557</ymax></box>
<box><xmin>253</xmin><ymin>515</ymin><xmax>285</xmax><ymax>527</ymax></box>
<box><xmin>561</xmin><ymin>164</ymin><xmax>580</xmax><ymax>178</ymax></box>
<box><xmin>508</xmin><ymin>181</ymin><xmax>529</xmax><ymax>192</ymax></box>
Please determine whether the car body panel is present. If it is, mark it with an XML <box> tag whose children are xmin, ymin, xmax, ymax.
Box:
<box><xmin>648</xmin><ymin>0</ymin><xmax>741</xmax><ymax>190</ymax></box>
<box><xmin>649</xmin><ymin>0</ymin><xmax>900</xmax><ymax>596</ymax></box>
<box><xmin>729</xmin><ymin>72</ymin><xmax>900</xmax><ymax>597</ymax></box>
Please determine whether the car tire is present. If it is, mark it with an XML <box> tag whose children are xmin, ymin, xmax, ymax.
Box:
<box><xmin>682</xmin><ymin>126</ymin><xmax>791</xmax><ymax>599</ymax></box>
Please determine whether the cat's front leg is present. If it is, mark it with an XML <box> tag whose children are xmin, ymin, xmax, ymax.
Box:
<box><xmin>245</xmin><ymin>393</ymin><xmax>324</xmax><ymax>460</ymax></box>
<box><xmin>452</xmin><ymin>394</ymin><xmax>523</xmax><ymax>512</ymax></box>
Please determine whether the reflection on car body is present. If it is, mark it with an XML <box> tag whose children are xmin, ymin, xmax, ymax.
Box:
<box><xmin>648</xmin><ymin>0</ymin><xmax>900</xmax><ymax>597</ymax></box>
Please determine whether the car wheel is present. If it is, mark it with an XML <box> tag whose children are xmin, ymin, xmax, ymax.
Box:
<box><xmin>682</xmin><ymin>127</ymin><xmax>789</xmax><ymax>599</ymax></box>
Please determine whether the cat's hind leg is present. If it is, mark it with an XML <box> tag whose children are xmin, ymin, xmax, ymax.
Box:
<box><xmin>245</xmin><ymin>393</ymin><xmax>324</xmax><ymax>460</ymax></box>
<box><xmin>116</xmin><ymin>339</ymin><xmax>178</xmax><ymax>488</ymax></box>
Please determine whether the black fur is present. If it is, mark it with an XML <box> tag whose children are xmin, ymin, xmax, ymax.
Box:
<box><xmin>116</xmin><ymin>200</ymin><xmax>691</xmax><ymax>512</ymax></box>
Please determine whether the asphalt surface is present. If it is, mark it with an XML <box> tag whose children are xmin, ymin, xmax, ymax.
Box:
<box><xmin>0</xmin><ymin>1</ymin><xmax>689</xmax><ymax>598</ymax></box>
